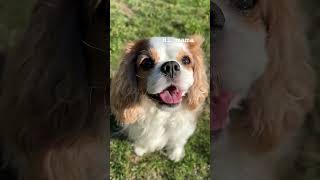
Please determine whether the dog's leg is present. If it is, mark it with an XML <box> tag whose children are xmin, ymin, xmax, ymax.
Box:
<box><xmin>128</xmin><ymin>122</ymin><xmax>167</xmax><ymax>156</ymax></box>
<box><xmin>165</xmin><ymin>117</ymin><xmax>196</xmax><ymax>162</ymax></box>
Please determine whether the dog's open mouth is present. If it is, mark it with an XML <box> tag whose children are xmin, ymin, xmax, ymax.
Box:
<box><xmin>148</xmin><ymin>85</ymin><xmax>183</xmax><ymax>106</ymax></box>
<box><xmin>213</xmin><ymin>90</ymin><xmax>234</xmax><ymax>131</ymax></box>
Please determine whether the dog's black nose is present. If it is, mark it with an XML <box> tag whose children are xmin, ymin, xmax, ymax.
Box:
<box><xmin>211</xmin><ymin>2</ymin><xmax>225</xmax><ymax>30</ymax></box>
<box><xmin>161</xmin><ymin>61</ymin><xmax>180</xmax><ymax>78</ymax></box>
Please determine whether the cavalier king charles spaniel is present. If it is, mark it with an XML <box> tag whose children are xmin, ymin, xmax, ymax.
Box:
<box><xmin>212</xmin><ymin>0</ymin><xmax>315</xmax><ymax>179</ymax></box>
<box><xmin>111</xmin><ymin>36</ymin><xmax>208</xmax><ymax>161</ymax></box>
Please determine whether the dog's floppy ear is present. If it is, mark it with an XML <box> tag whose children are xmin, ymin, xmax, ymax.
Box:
<box><xmin>186</xmin><ymin>35</ymin><xmax>209</xmax><ymax>110</ymax></box>
<box><xmin>245</xmin><ymin>0</ymin><xmax>316</xmax><ymax>149</ymax></box>
<box><xmin>111</xmin><ymin>40</ymin><xmax>147</xmax><ymax>124</ymax></box>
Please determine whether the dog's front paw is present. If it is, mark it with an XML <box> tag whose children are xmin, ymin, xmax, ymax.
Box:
<box><xmin>167</xmin><ymin>147</ymin><xmax>185</xmax><ymax>162</ymax></box>
<box><xmin>134</xmin><ymin>146</ymin><xmax>147</xmax><ymax>156</ymax></box>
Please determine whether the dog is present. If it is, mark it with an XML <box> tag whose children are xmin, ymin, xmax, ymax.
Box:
<box><xmin>212</xmin><ymin>0</ymin><xmax>315</xmax><ymax>179</ymax></box>
<box><xmin>111</xmin><ymin>36</ymin><xmax>208</xmax><ymax>161</ymax></box>
<box><xmin>0</xmin><ymin>0</ymin><xmax>107</xmax><ymax>179</ymax></box>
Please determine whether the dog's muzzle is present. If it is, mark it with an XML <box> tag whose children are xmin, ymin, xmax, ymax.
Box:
<box><xmin>161</xmin><ymin>61</ymin><xmax>181</xmax><ymax>79</ymax></box>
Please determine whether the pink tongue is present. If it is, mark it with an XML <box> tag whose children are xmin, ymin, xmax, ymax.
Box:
<box><xmin>159</xmin><ymin>86</ymin><xmax>182</xmax><ymax>104</ymax></box>
<box><xmin>212</xmin><ymin>91</ymin><xmax>234</xmax><ymax>131</ymax></box>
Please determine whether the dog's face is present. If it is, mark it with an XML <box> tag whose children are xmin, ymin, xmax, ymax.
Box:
<box><xmin>214</xmin><ymin>0</ymin><xmax>268</xmax><ymax>104</ymax></box>
<box><xmin>111</xmin><ymin>36</ymin><xmax>209</xmax><ymax>123</ymax></box>
<box><xmin>212</xmin><ymin>0</ymin><xmax>315</xmax><ymax>147</ymax></box>
<box><xmin>136</xmin><ymin>37</ymin><xmax>196</xmax><ymax>109</ymax></box>
<box><xmin>212</xmin><ymin>0</ymin><xmax>270</xmax><ymax>131</ymax></box>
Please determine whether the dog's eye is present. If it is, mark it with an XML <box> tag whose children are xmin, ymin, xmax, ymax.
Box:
<box><xmin>140</xmin><ymin>57</ymin><xmax>154</xmax><ymax>70</ymax></box>
<box><xmin>231</xmin><ymin>0</ymin><xmax>257</xmax><ymax>11</ymax></box>
<box><xmin>182</xmin><ymin>56</ymin><xmax>191</xmax><ymax>65</ymax></box>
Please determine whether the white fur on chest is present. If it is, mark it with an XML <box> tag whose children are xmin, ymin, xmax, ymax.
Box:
<box><xmin>125</xmin><ymin>103</ymin><xmax>197</xmax><ymax>161</ymax></box>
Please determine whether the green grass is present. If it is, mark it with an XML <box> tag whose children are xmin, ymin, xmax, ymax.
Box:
<box><xmin>110</xmin><ymin>0</ymin><xmax>210</xmax><ymax>73</ymax></box>
<box><xmin>110</xmin><ymin>0</ymin><xmax>210</xmax><ymax>179</ymax></box>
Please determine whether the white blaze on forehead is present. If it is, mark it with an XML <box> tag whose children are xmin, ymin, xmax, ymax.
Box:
<box><xmin>146</xmin><ymin>37</ymin><xmax>195</xmax><ymax>95</ymax></box>
<box><xmin>149</xmin><ymin>37</ymin><xmax>189</xmax><ymax>62</ymax></box>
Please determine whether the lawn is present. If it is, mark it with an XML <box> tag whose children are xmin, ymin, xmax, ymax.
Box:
<box><xmin>110</xmin><ymin>0</ymin><xmax>210</xmax><ymax>179</ymax></box>
<box><xmin>110</xmin><ymin>0</ymin><xmax>210</xmax><ymax>73</ymax></box>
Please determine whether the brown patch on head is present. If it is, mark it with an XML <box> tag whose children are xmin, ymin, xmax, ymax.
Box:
<box><xmin>123</xmin><ymin>40</ymin><xmax>149</xmax><ymax>54</ymax></box>
<box><xmin>184</xmin><ymin>35</ymin><xmax>209</xmax><ymax>110</ymax></box>
<box><xmin>176</xmin><ymin>50</ymin><xmax>193</xmax><ymax>70</ymax></box>
<box><xmin>149</xmin><ymin>48</ymin><xmax>160</xmax><ymax>63</ymax></box>
<box><xmin>187</xmin><ymin>35</ymin><xmax>204</xmax><ymax>50</ymax></box>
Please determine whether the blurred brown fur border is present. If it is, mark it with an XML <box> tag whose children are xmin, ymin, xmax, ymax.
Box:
<box><xmin>0</xmin><ymin>0</ymin><xmax>108</xmax><ymax>179</ymax></box>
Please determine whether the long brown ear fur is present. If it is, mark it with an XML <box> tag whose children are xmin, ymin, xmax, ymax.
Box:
<box><xmin>243</xmin><ymin>0</ymin><xmax>316</xmax><ymax>150</ymax></box>
<box><xmin>0</xmin><ymin>1</ymin><xmax>107</xmax><ymax>179</ymax></box>
<box><xmin>185</xmin><ymin>35</ymin><xmax>209</xmax><ymax>110</ymax></box>
<box><xmin>111</xmin><ymin>40</ymin><xmax>147</xmax><ymax>124</ymax></box>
